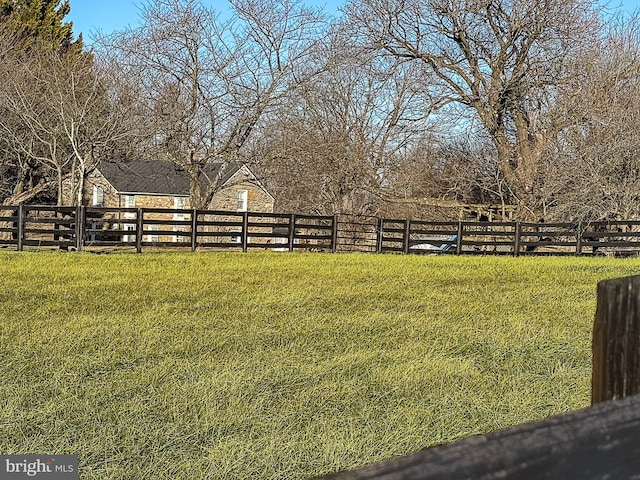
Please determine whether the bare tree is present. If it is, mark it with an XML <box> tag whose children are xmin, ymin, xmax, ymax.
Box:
<box><xmin>99</xmin><ymin>0</ymin><xmax>325</xmax><ymax>209</ymax></box>
<box><xmin>0</xmin><ymin>26</ymin><xmax>57</xmax><ymax>205</ymax></box>
<box><xmin>0</xmin><ymin>45</ymin><xmax>135</xmax><ymax>206</ymax></box>
<box><xmin>544</xmin><ymin>14</ymin><xmax>640</xmax><ymax>222</ymax></box>
<box><xmin>345</xmin><ymin>0</ymin><xmax>602</xmax><ymax>219</ymax></box>
<box><xmin>252</xmin><ymin>25</ymin><xmax>438</xmax><ymax>215</ymax></box>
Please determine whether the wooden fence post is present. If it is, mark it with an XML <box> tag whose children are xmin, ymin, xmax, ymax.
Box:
<box><xmin>289</xmin><ymin>213</ymin><xmax>296</xmax><ymax>253</ymax></box>
<box><xmin>403</xmin><ymin>220</ymin><xmax>411</xmax><ymax>254</ymax></box>
<box><xmin>136</xmin><ymin>208</ymin><xmax>144</xmax><ymax>253</ymax></box>
<box><xmin>17</xmin><ymin>204</ymin><xmax>24</xmax><ymax>252</ymax></box>
<box><xmin>376</xmin><ymin>218</ymin><xmax>384</xmax><ymax>253</ymax></box>
<box><xmin>513</xmin><ymin>222</ymin><xmax>521</xmax><ymax>257</ymax></box>
<box><xmin>576</xmin><ymin>222</ymin><xmax>583</xmax><ymax>255</ymax></box>
<box><xmin>191</xmin><ymin>209</ymin><xmax>198</xmax><ymax>252</ymax></box>
<box><xmin>592</xmin><ymin>275</ymin><xmax>640</xmax><ymax>405</ymax></box>
<box><xmin>75</xmin><ymin>205</ymin><xmax>86</xmax><ymax>251</ymax></box>
<box><xmin>241</xmin><ymin>212</ymin><xmax>249</xmax><ymax>253</ymax></box>
<box><xmin>456</xmin><ymin>221</ymin><xmax>463</xmax><ymax>255</ymax></box>
<box><xmin>331</xmin><ymin>214</ymin><xmax>339</xmax><ymax>253</ymax></box>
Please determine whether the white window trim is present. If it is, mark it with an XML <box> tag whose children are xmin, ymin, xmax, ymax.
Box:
<box><xmin>92</xmin><ymin>185</ymin><xmax>104</xmax><ymax>207</ymax></box>
<box><xmin>123</xmin><ymin>195</ymin><xmax>136</xmax><ymax>219</ymax></box>
<box><xmin>237</xmin><ymin>189</ymin><xmax>248</xmax><ymax>212</ymax></box>
<box><xmin>173</xmin><ymin>227</ymin><xmax>187</xmax><ymax>243</ymax></box>
<box><xmin>173</xmin><ymin>196</ymin><xmax>187</xmax><ymax>222</ymax></box>
<box><xmin>123</xmin><ymin>224</ymin><xmax>135</xmax><ymax>243</ymax></box>
<box><xmin>147</xmin><ymin>225</ymin><xmax>159</xmax><ymax>243</ymax></box>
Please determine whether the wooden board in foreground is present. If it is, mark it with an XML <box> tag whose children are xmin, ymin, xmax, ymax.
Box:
<box><xmin>318</xmin><ymin>393</ymin><xmax>640</xmax><ymax>480</ymax></box>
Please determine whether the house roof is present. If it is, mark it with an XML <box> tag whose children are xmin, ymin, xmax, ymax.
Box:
<box><xmin>96</xmin><ymin>160</ymin><xmax>243</xmax><ymax>196</ymax></box>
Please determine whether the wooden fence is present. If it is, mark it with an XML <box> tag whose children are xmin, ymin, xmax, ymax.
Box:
<box><xmin>3</xmin><ymin>205</ymin><xmax>640</xmax><ymax>255</ymax></box>
<box><xmin>379</xmin><ymin>218</ymin><xmax>640</xmax><ymax>256</ymax></box>
<box><xmin>0</xmin><ymin>205</ymin><xmax>335</xmax><ymax>253</ymax></box>
<box><xmin>318</xmin><ymin>275</ymin><xmax>640</xmax><ymax>479</ymax></box>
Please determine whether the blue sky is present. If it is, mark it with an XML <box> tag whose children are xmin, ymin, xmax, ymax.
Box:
<box><xmin>67</xmin><ymin>0</ymin><xmax>640</xmax><ymax>42</ymax></box>
<box><xmin>67</xmin><ymin>0</ymin><xmax>343</xmax><ymax>42</ymax></box>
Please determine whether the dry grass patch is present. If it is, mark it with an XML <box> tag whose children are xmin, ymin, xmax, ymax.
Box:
<box><xmin>1</xmin><ymin>252</ymin><xmax>640</xmax><ymax>478</ymax></box>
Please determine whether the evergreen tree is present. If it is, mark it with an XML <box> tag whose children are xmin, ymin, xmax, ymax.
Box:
<box><xmin>0</xmin><ymin>0</ymin><xmax>87</xmax><ymax>206</ymax></box>
<box><xmin>0</xmin><ymin>0</ymin><xmax>82</xmax><ymax>52</ymax></box>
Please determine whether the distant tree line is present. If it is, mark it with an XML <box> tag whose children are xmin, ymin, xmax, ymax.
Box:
<box><xmin>1</xmin><ymin>0</ymin><xmax>640</xmax><ymax>223</ymax></box>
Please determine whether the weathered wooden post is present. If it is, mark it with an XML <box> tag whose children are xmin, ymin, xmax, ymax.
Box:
<box><xmin>75</xmin><ymin>205</ymin><xmax>86</xmax><ymax>251</ymax></box>
<box><xmin>241</xmin><ymin>211</ymin><xmax>249</xmax><ymax>253</ymax></box>
<box><xmin>17</xmin><ymin>204</ymin><xmax>24</xmax><ymax>251</ymax></box>
<box><xmin>376</xmin><ymin>218</ymin><xmax>384</xmax><ymax>254</ymax></box>
<box><xmin>513</xmin><ymin>222</ymin><xmax>521</xmax><ymax>257</ymax></box>
<box><xmin>576</xmin><ymin>222</ymin><xmax>583</xmax><ymax>255</ymax></box>
<box><xmin>592</xmin><ymin>275</ymin><xmax>640</xmax><ymax>404</ymax></box>
<box><xmin>136</xmin><ymin>208</ymin><xmax>144</xmax><ymax>253</ymax></box>
<box><xmin>331</xmin><ymin>214</ymin><xmax>339</xmax><ymax>253</ymax></box>
<box><xmin>289</xmin><ymin>213</ymin><xmax>296</xmax><ymax>253</ymax></box>
<box><xmin>456</xmin><ymin>221</ymin><xmax>463</xmax><ymax>255</ymax></box>
<box><xmin>403</xmin><ymin>220</ymin><xmax>411</xmax><ymax>254</ymax></box>
<box><xmin>191</xmin><ymin>209</ymin><xmax>198</xmax><ymax>252</ymax></box>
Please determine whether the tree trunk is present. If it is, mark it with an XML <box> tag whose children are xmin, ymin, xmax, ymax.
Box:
<box><xmin>1</xmin><ymin>179</ymin><xmax>54</xmax><ymax>207</ymax></box>
<box><xmin>189</xmin><ymin>172</ymin><xmax>205</xmax><ymax>210</ymax></box>
<box><xmin>494</xmin><ymin>129</ymin><xmax>545</xmax><ymax>221</ymax></box>
<box><xmin>56</xmin><ymin>165</ymin><xmax>63</xmax><ymax>206</ymax></box>
<box><xmin>0</xmin><ymin>180</ymin><xmax>54</xmax><ymax>240</ymax></box>
<box><xmin>75</xmin><ymin>166</ymin><xmax>85</xmax><ymax>207</ymax></box>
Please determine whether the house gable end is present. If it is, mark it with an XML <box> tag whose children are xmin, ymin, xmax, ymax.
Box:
<box><xmin>222</xmin><ymin>165</ymin><xmax>275</xmax><ymax>203</ymax></box>
<box><xmin>87</xmin><ymin>160</ymin><xmax>273</xmax><ymax>213</ymax></box>
<box><xmin>90</xmin><ymin>169</ymin><xmax>120</xmax><ymax>196</ymax></box>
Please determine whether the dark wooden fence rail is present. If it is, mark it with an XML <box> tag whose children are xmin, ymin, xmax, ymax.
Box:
<box><xmin>382</xmin><ymin>219</ymin><xmax>640</xmax><ymax>256</ymax></box>
<box><xmin>0</xmin><ymin>206</ymin><xmax>338</xmax><ymax>253</ymax></box>
<box><xmin>4</xmin><ymin>205</ymin><xmax>640</xmax><ymax>256</ymax></box>
<box><xmin>317</xmin><ymin>275</ymin><xmax>640</xmax><ymax>479</ymax></box>
<box><xmin>336</xmin><ymin>214</ymin><xmax>379</xmax><ymax>253</ymax></box>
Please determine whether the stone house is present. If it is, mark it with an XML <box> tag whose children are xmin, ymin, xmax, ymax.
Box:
<box><xmin>80</xmin><ymin>160</ymin><xmax>274</xmax><ymax>244</ymax></box>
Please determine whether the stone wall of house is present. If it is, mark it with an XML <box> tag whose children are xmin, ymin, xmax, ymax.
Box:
<box><xmin>116</xmin><ymin>194</ymin><xmax>188</xmax><ymax>210</ymax></box>
<box><xmin>80</xmin><ymin>166</ymin><xmax>273</xmax><ymax>246</ymax></box>
<box><xmin>202</xmin><ymin>173</ymin><xmax>275</xmax><ymax>248</ymax></box>
<box><xmin>208</xmin><ymin>170</ymin><xmax>274</xmax><ymax>213</ymax></box>
<box><xmin>83</xmin><ymin>174</ymin><xmax>120</xmax><ymax>209</ymax></box>
<box><xmin>83</xmin><ymin>167</ymin><xmax>273</xmax><ymax>213</ymax></box>
<box><xmin>81</xmin><ymin>174</ymin><xmax>191</xmax><ymax>244</ymax></box>
<box><xmin>121</xmin><ymin>194</ymin><xmax>192</xmax><ymax>244</ymax></box>
<box><xmin>61</xmin><ymin>173</ymin><xmax>120</xmax><ymax>207</ymax></box>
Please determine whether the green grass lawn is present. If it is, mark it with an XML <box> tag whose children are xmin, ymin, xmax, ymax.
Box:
<box><xmin>1</xmin><ymin>252</ymin><xmax>640</xmax><ymax>479</ymax></box>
